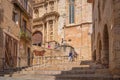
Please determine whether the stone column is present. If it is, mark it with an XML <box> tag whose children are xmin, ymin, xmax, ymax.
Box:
<box><xmin>96</xmin><ymin>48</ymin><xmax>101</xmax><ymax>64</ymax></box>
<box><xmin>53</xmin><ymin>20</ymin><xmax>55</xmax><ymax>40</ymax></box>
<box><xmin>96</xmin><ymin>55</ymin><xmax>101</xmax><ymax>64</ymax></box>
<box><xmin>92</xmin><ymin>50</ymin><xmax>96</xmax><ymax>62</ymax></box>
<box><xmin>101</xmin><ymin>49</ymin><xmax>109</xmax><ymax>68</ymax></box>
<box><xmin>55</xmin><ymin>19</ymin><xmax>58</xmax><ymax>42</ymax></box>
<box><xmin>42</xmin><ymin>23</ymin><xmax>45</xmax><ymax>44</ymax></box>
<box><xmin>46</xmin><ymin>21</ymin><xmax>49</xmax><ymax>42</ymax></box>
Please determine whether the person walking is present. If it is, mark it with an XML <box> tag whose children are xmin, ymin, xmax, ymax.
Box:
<box><xmin>48</xmin><ymin>42</ymin><xmax>50</xmax><ymax>49</ymax></box>
<box><xmin>54</xmin><ymin>42</ymin><xmax>58</xmax><ymax>49</ymax></box>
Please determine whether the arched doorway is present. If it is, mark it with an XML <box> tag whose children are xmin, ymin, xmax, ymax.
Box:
<box><xmin>102</xmin><ymin>25</ymin><xmax>109</xmax><ymax>68</ymax></box>
<box><xmin>32</xmin><ymin>31</ymin><xmax>43</xmax><ymax>46</ymax></box>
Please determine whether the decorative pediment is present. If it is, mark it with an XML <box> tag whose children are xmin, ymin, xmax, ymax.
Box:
<box><xmin>33</xmin><ymin>11</ymin><xmax>60</xmax><ymax>22</ymax></box>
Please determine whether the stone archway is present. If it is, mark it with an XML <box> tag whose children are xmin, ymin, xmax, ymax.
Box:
<box><xmin>32</xmin><ymin>31</ymin><xmax>43</xmax><ymax>46</ymax></box>
<box><xmin>102</xmin><ymin>25</ymin><xmax>109</xmax><ymax>68</ymax></box>
<box><xmin>96</xmin><ymin>33</ymin><xmax>102</xmax><ymax>64</ymax></box>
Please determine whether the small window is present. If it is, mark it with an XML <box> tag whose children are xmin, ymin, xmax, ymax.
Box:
<box><xmin>69</xmin><ymin>0</ymin><xmax>75</xmax><ymax>24</ymax></box>
<box><xmin>22</xmin><ymin>19</ymin><xmax>27</xmax><ymax>31</ymax></box>
<box><xmin>13</xmin><ymin>12</ymin><xmax>18</xmax><ymax>24</ymax></box>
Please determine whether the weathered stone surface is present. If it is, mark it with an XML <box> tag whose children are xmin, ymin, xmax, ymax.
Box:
<box><xmin>90</xmin><ymin>0</ymin><xmax>120</xmax><ymax>75</ymax></box>
<box><xmin>33</xmin><ymin>0</ymin><xmax>92</xmax><ymax>60</ymax></box>
<box><xmin>0</xmin><ymin>0</ymin><xmax>33</xmax><ymax>70</ymax></box>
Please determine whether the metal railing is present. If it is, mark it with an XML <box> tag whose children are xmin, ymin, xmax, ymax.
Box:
<box><xmin>20</xmin><ymin>27</ymin><xmax>32</xmax><ymax>41</ymax></box>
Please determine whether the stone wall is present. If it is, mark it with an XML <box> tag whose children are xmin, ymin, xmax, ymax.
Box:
<box><xmin>0</xmin><ymin>0</ymin><xmax>33</xmax><ymax>68</ymax></box>
<box><xmin>65</xmin><ymin>24</ymin><xmax>92</xmax><ymax>60</ymax></box>
<box><xmin>0</xmin><ymin>27</ymin><xmax>3</xmax><ymax>70</ymax></box>
<box><xmin>91</xmin><ymin>0</ymin><xmax>120</xmax><ymax>75</ymax></box>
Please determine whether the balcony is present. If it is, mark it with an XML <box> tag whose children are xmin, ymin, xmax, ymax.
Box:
<box><xmin>12</xmin><ymin>0</ymin><xmax>32</xmax><ymax>18</ymax></box>
<box><xmin>20</xmin><ymin>27</ymin><xmax>32</xmax><ymax>42</ymax></box>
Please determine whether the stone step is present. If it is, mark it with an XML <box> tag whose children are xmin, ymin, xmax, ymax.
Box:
<box><xmin>10</xmin><ymin>74</ymin><xmax>114</xmax><ymax>80</ymax></box>
<box><xmin>27</xmin><ymin>67</ymin><xmax>72</xmax><ymax>71</ymax></box>
<box><xmin>61</xmin><ymin>69</ymin><xmax>95</xmax><ymax>74</ymax></box>
<box><xmin>72</xmin><ymin>67</ymin><xmax>91</xmax><ymax>70</ymax></box>
<box><xmin>54</xmin><ymin>74</ymin><xmax>113</xmax><ymax>80</ymax></box>
<box><xmin>18</xmin><ymin>69</ymin><xmax>95</xmax><ymax>75</ymax></box>
<box><xmin>32</xmin><ymin>64</ymin><xmax>81</xmax><ymax>68</ymax></box>
<box><xmin>27</xmin><ymin>65</ymin><xmax>88</xmax><ymax>71</ymax></box>
<box><xmin>0</xmin><ymin>77</ymin><xmax>118</xmax><ymax>80</ymax></box>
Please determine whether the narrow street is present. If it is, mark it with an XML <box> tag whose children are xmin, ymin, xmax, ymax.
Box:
<box><xmin>0</xmin><ymin>60</ymin><xmax>116</xmax><ymax>80</ymax></box>
<box><xmin>0</xmin><ymin>0</ymin><xmax>120</xmax><ymax>80</ymax></box>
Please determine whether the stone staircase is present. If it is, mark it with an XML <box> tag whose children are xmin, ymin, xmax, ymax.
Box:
<box><xmin>1</xmin><ymin>61</ymin><xmax>119</xmax><ymax>80</ymax></box>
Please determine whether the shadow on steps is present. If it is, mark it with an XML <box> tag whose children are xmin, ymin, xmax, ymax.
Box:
<box><xmin>54</xmin><ymin>60</ymin><xmax>119</xmax><ymax>80</ymax></box>
<box><xmin>0</xmin><ymin>66</ymin><xmax>31</xmax><ymax>77</ymax></box>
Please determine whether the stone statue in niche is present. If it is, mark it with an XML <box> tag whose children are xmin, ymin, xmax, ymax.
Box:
<box><xmin>34</xmin><ymin>8</ymin><xmax>39</xmax><ymax>18</ymax></box>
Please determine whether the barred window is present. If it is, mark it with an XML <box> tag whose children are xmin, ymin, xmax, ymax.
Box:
<box><xmin>69</xmin><ymin>0</ymin><xmax>75</xmax><ymax>24</ymax></box>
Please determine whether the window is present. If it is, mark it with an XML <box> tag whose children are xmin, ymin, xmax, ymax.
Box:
<box><xmin>13</xmin><ymin>12</ymin><xmax>18</xmax><ymax>24</ymax></box>
<box><xmin>69</xmin><ymin>0</ymin><xmax>75</xmax><ymax>24</ymax></box>
<box><xmin>22</xmin><ymin>19</ymin><xmax>27</xmax><ymax>31</ymax></box>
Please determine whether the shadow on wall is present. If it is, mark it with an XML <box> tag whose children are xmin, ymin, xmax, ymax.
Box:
<box><xmin>0</xmin><ymin>8</ymin><xmax>4</xmax><ymax>24</ymax></box>
<box><xmin>0</xmin><ymin>27</ymin><xmax>4</xmax><ymax>76</ymax></box>
<box><xmin>0</xmin><ymin>26</ymin><xmax>3</xmax><ymax>49</ymax></box>
<box><xmin>54</xmin><ymin>60</ymin><xmax>118</xmax><ymax>80</ymax></box>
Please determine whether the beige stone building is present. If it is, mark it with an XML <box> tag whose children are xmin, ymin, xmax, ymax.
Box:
<box><xmin>0</xmin><ymin>0</ymin><xmax>33</xmax><ymax>70</ymax></box>
<box><xmin>88</xmin><ymin>0</ymin><xmax>120</xmax><ymax>75</ymax></box>
<box><xmin>32</xmin><ymin>0</ymin><xmax>92</xmax><ymax>60</ymax></box>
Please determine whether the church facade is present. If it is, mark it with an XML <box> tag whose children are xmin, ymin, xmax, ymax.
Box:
<box><xmin>32</xmin><ymin>0</ymin><xmax>92</xmax><ymax>60</ymax></box>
